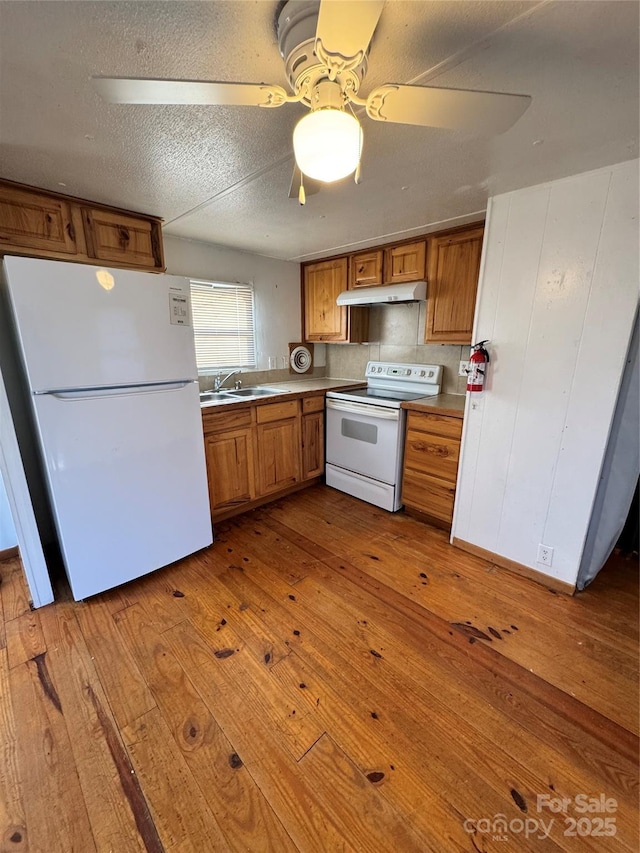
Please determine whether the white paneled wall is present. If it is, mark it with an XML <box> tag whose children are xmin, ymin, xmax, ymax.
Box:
<box><xmin>453</xmin><ymin>160</ymin><xmax>639</xmax><ymax>587</ymax></box>
<box><xmin>0</xmin><ymin>472</ymin><xmax>17</xmax><ymax>551</ymax></box>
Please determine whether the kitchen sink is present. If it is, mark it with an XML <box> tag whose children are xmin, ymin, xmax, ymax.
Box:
<box><xmin>199</xmin><ymin>391</ymin><xmax>237</xmax><ymax>405</ymax></box>
<box><xmin>200</xmin><ymin>386</ymin><xmax>290</xmax><ymax>405</ymax></box>
<box><xmin>224</xmin><ymin>386</ymin><xmax>286</xmax><ymax>398</ymax></box>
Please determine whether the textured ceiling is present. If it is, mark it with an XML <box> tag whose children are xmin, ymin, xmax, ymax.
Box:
<box><xmin>0</xmin><ymin>1</ymin><xmax>638</xmax><ymax>261</ymax></box>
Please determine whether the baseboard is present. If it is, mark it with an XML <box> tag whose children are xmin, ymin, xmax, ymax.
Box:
<box><xmin>452</xmin><ymin>537</ymin><xmax>576</xmax><ymax>596</ymax></box>
<box><xmin>0</xmin><ymin>546</ymin><xmax>19</xmax><ymax>563</ymax></box>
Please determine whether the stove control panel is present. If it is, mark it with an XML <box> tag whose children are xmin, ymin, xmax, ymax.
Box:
<box><xmin>366</xmin><ymin>362</ymin><xmax>440</xmax><ymax>381</ymax></box>
<box><xmin>364</xmin><ymin>362</ymin><xmax>443</xmax><ymax>396</ymax></box>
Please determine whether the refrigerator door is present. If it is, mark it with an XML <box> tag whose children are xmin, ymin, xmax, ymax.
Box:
<box><xmin>3</xmin><ymin>256</ymin><xmax>197</xmax><ymax>392</ymax></box>
<box><xmin>32</xmin><ymin>380</ymin><xmax>212</xmax><ymax>600</ymax></box>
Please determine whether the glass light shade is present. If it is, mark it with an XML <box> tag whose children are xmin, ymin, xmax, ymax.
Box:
<box><xmin>293</xmin><ymin>108</ymin><xmax>363</xmax><ymax>183</ymax></box>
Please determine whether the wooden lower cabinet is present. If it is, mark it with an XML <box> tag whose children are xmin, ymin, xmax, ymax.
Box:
<box><xmin>302</xmin><ymin>411</ymin><xmax>324</xmax><ymax>479</ymax></box>
<box><xmin>203</xmin><ymin>393</ymin><xmax>326</xmax><ymax>522</ymax></box>
<box><xmin>204</xmin><ymin>428</ymin><xmax>255</xmax><ymax>512</ymax></box>
<box><xmin>255</xmin><ymin>417</ymin><xmax>302</xmax><ymax>496</ymax></box>
<box><xmin>402</xmin><ymin>410</ymin><xmax>463</xmax><ymax>528</ymax></box>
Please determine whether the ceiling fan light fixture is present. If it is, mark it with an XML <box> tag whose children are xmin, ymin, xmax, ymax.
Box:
<box><xmin>293</xmin><ymin>108</ymin><xmax>363</xmax><ymax>183</ymax></box>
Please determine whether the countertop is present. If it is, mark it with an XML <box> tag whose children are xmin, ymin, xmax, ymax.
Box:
<box><xmin>200</xmin><ymin>377</ymin><xmax>365</xmax><ymax>410</ymax></box>
<box><xmin>401</xmin><ymin>393</ymin><xmax>466</xmax><ymax>419</ymax></box>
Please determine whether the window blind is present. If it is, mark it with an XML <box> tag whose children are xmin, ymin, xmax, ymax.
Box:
<box><xmin>190</xmin><ymin>280</ymin><xmax>256</xmax><ymax>371</ymax></box>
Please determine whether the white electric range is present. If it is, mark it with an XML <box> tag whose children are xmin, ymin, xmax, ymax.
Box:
<box><xmin>325</xmin><ymin>361</ymin><xmax>443</xmax><ymax>511</ymax></box>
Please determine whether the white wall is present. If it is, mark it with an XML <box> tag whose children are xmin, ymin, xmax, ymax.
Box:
<box><xmin>0</xmin><ymin>472</ymin><xmax>17</xmax><ymax>551</ymax></box>
<box><xmin>453</xmin><ymin>159</ymin><xmax>639</xmax><ymax>587</ymax></box>
<box><xmin>163</xmin><ymin>235</ymin><xmax>325</xmax><ymax>370</ymax></box>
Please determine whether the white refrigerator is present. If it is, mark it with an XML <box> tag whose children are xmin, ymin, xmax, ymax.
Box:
<box><xmin>2</xmin><ymin>256</ymin><xmax>212</xmax><ymax>601</ymax></box>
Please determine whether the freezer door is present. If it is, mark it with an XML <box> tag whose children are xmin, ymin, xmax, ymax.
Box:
<box><xmin>3</xmin><ymin>256</ymin><xmax>197</xmax><ymax>392</ymax></box>
<box><xmin>32</xmin><ymin>381</ymin><xmax>212</xmax><ymax>600</ymax></box>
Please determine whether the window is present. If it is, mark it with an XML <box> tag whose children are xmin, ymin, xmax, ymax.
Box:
<box><xmin>190</xmin><ymin>280</ymin><xmax>256</xmax><ymax>372</ymax></box>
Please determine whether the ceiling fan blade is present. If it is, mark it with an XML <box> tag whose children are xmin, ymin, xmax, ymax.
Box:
<box><xmin>315</xmin><ymin>0</ymin><xmax>385</xmax><ymax>75</ymax></box>
<box><xmin>366</xmin><ymin>84</ymin><xmax>531</xmax><ymax>134</ymax></box>
<box><xmin>92</xmin><ymin>77</ymin><xmax>289</xmax><ymax>107</ymax></box>
<box><xmin>288</xmin><ymin>165</ymin><xmax>322</xmax><ymax>200</ymax></box>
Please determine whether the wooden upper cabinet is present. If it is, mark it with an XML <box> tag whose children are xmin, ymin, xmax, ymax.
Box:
<box><xmin>82</xmin><ymin>208</ymin><xmax>163</xmax><ymax>270</ymax></box>
<box><xmin>425</xmin><ymin>225</ymin><xmax>484</xmax><ymax>345</ymax></box>
<box><xmin>0</xmin><ymin>178</ymin><xmax>165</xmax><ymax>272</ymax></box>
<box><xmin>303</xmin><ymin>257</ymin><xmax>368</xmax><ymax>343</ymax></box>
<box><xmin>350</xmin><ymin>249</ymin><xmax>383</xmax><ymax>288</ymax></box>
<box><xmin>383</xmin><ymin>241</ymin><xmax>426</xmax><ymax>284</ymax></box>
<box><xmin>304</xmin><ymin>258</ymin><xmax>347</xmax><ymax>341</ymax></box>
<box><xmin>0</xmin><ymin>183</ymin><xmax>78</xmax><ymax>255</ymax></box>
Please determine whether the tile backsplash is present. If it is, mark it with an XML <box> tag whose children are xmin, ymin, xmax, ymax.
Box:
<box><xmin>325</xmin><ymin>303</ymin><xmax>468</xmax><ymax>394</ymax></box>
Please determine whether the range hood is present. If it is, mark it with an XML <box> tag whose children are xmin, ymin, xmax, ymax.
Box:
<box><xmin>336</xmin><ymin>281</ymin><xmax>427</xmax><ymax>306</ymax></box>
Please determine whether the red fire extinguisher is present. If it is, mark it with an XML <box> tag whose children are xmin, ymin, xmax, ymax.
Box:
<box><xmin>467</xmin><ymin>340</ymin><xmax>490</xmax><ymax>393</ymax></box>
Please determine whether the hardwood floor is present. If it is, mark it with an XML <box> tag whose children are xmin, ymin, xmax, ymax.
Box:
<box><xmin>0</xmin><ymin>484</ymin><xmax>637</xmax><ymax>852</ymax></box>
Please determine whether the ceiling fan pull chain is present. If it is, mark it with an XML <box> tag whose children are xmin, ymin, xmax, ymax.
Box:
<box><xmin>299</xmin><ymin>174</ymin><xmax>306</xmax><ymax>206</ymax></box>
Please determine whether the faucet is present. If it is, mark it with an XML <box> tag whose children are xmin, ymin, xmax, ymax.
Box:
<box><xmin>213</xmin><ymin>369</ymin><xmax>241</xmax><ymax>391</ymax></box>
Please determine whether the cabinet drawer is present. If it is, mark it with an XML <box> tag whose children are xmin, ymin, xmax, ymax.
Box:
<box><xmin>202</xmin><ymin>407</ymin><xmax>252</xmax><ymax>435</ymax></box>
<box><xmin>402</xmin><ymin>470</ymin><xmax>456</xmax><ymax>523</ymax></box>
<box><xmin>302</xmin><ymin>395</ymin><xmax>325</xmax><ymax>414</ymax></box>
<box><xmin>404</xmin><ymin>428</ymin><xmax>460</xmax><ymax>483</ymax></box>
<box><xmin>406</xmin><ymin>410</ymin><xmax>463</xmax><ymax>440</ymax></box>
<box><xmin>256</xmin><ymin>399</ymin><xmax>299</xmax><ymax>424</ymax></box>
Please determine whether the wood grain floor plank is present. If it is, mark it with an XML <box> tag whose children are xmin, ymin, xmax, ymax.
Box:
<box><xmin>1</xmin><ymin>486</ymin><xmax>637</xmax><ymax>852</ymax></box>
<box><xmin>122</xmin><ymin>706</ymin><xmax>230</xmax><ymax>852</ymax></box>
<box><xmin>188</xmin><ymin>611</ymin><xmax>324</xmax><ymax>763</ymax></box>
<box><xmin>0</xmin><ymin>648</ymin><xmax>26</xmax><ymax>853</ymax></box>
<box><xmin>9</xmin><ymin>651</ymin><xmax>96</xmax><ymax>852</ymax></box>
<box><xmin>297</xmin><ymin>733</ymin><xmax>428</xmax><ymax>853</ymax></box>
<box><xmin>262</xmin><ymin>516</ymin><xmax>639</xmax><ymax>774</ymax></box>
<box><xmin>219</xmin><ymin>555</ymin><xmax>631</xmax><ymax>852</ymax></box>
<box><xmin>75</xmin><ymin>596</ymin><xmax>157</xmax><ymax>729</ymax></box>
<box><xmin>114</xmin><ymin>602</ymin><xmax>298</xmax><ymax>853</ymax></box>
<box><xmin>5</xmin><ymin>611</ymin><xmax>46</xmax><ymax>670</ymax></box>
<box><xmin>164</xmin><ymin>619</ymin><xmax>359</xmax><ymax>853</ymax></box>
<box><xmin>0</xmin><ymin>562</ymin><xmax>31</xmax><ymax>624</ymax></box>
<box><xmin>262</xmin><ymin>499</ymin><xmax>640</xmax><ymax>735</ymax></box>
<box><xmin>38</xmin><ymin>601</ymin><xmax>157</xmax><ymax>853</ymax></box>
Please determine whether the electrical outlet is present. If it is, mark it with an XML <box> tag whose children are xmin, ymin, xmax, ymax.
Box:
<box><xmin>459</xmin><ymin>360</ymin><xmax>470</xmax><ymax>377</ymax></box>
<box><xmin>537</xmin><ymin>544</ymin><xmax>554</xmax><ymax>566</ymax></box>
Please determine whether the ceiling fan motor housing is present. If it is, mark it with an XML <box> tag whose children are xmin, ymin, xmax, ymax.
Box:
<box><xmin>277</xmin><ymin>0</ymin><xmax>368</xmax><ymax>104</ymax></box>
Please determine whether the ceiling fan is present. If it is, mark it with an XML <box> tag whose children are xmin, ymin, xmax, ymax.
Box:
<box><xmin>93</xmin><ymin>0</ymin><xmax>531</xmax><ymax>203</ymax></box>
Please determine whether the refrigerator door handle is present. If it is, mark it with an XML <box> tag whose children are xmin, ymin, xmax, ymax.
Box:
<box><xmin>36</xmin><ymin>380</ymin><xmax>194</xmax><ymax>401</ymax></box>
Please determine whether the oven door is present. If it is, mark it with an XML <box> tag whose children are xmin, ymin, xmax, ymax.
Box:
<box><xmin>326</xmin><ymin>398</ymin><xmax>402</xmax><ymax>485</ymax></box>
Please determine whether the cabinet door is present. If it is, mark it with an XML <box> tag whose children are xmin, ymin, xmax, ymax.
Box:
<box><xmin>204</xmin><ymin>427</ymin><xmax>255</xmax><ymax>513</ymax></box>
<box><xmin>0</xmin><ymin>183</ymin><xmax>77</xmax><ymax>255</ymax></box>
<box><xmin>256</xmin><ymin>418</ymin><xmax>301</xmax><ymax>496</ymax></box>
<box><xmin>302</xmin><ymin>411</ymin><xmax>324</xmax><ymax>479</ymax></box>
<box><xmin>425</xmin><ymin>226</ymin><xmax>484</xmax><ymax>344</ymax></box>
<box><xmin>383</xmin><ymin>241</ymin><xmax>426</xmax><ymax>283</ymax></box>
<box><xmin>82</xmin><ymin>207</ymin><xmax>164</xmax><ymax>270</ymax></box>
<box><xmin>350</xmin><ymin>250</ymin><xmax>383</xmax><ymax>288</ymax></box>
<box><xmin>303</xmin><ymin>258</ymin><xmax>348</xmax><ymax>341</ymax></box>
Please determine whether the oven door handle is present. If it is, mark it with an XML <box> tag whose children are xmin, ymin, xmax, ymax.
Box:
<box><xmin>326</xmin><ymin>398</ymin><xmax>400</xmax><ymax>420</ymax></box>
